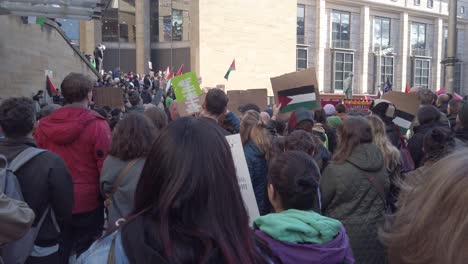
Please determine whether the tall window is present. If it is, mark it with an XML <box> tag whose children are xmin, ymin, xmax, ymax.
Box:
<box><xmin>172</xmin><ymin>9</ymin><xmax>183</xmax><ymax>41</ymax></box>
<box><xmin>297</xmin><ymin>5</ymin><xmax>305</xmax><ymax>44</ymax></box>
<box><xmin>374</xmin><ymin>17</ymin><xmax>391</xmax><ymax>50</ymax></box>
<box><xmin>101</xmin><ymin>0</ymin><xmax>136</xmax><ymax>43</ymax></box>
<box><xmin>102</xmin><ymin>0</ymin><xmax>119</xmax><ymax>42</ymax></box>
<box><xmin>381</xmin><ymin>57</ymin><xmax>394</xmax><ymax>88</ymax></box>
<box><xmin>411</xmin><ymin>23</ymin><xmax>426</xmax><ymax>50</ymax></box>
<box><xmin>414</xmin><ymin>0</ymin><xmax>421</xmax><ymax>6</ymax></box>
<box><xmin>297</xmin><ymin>48</ymin><xmax>308</xmax><ymax>70</ymax></box>
<box><xmin>413</xmin><ymin>59</ymin><xmax>430</xmax><ymax>88</ymax></box>
<box><xmin>334</xmin><ymin>52</ymin><xmax>354</xmax><ymax>91</ymax></box>
<box><xmin>332</xmin><ymin>10</ymin><xmax>350</xmax><ymax>49</ymax></box>
<box><xmin>150</xmin><ymin>0</ymin><xmax>190</xmax><ymax>43</ymax></box>
<box><xmin>427</xmin><ymin>0</ymin><xmax>434</xmax><ymax>8</ymax></box>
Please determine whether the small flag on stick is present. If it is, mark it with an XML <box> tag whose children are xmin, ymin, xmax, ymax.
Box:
<box><xmin>224</xmin><ymin>60</ymin><xmax>236</xmax><ymax>80</ymax></box>
<box><xmin>46</xmin><ymin>75</ymin><xmax>58</xmax><ymax>96</ymax></box>
<box><xmin>176</xmin><ymin>64</ymin><xmax>184</xmax><ymax>76</ymax></box>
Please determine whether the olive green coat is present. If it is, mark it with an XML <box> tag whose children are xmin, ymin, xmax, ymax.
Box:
<box><xmin>320</xmin><ymin>143</ymin><xmax>390</xmax><ymax>264</ymax></box>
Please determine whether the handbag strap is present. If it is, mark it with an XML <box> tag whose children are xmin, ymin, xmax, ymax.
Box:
<box><xmin>106</xmin><ymin>159</ymin><xmax>139</xmax><ymax>199</ymax></box>
<box><xmin>366</xmin><ymin>174</ymin><xmax>387</xmax><ymax>204</ymax></box>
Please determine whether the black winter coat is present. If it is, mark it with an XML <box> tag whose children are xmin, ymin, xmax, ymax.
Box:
<box><xmin>0</xmin><ymin>137</ymin><xmax>74</xmax><ymax>247</ymax></box>
<box><xmin>408</xmin><ymin>122</ymin><xmax>448</xmax><ymax>168</ymax></box>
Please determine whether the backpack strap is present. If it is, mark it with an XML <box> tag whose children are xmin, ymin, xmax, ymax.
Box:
<box><xmin>104</xmin><ymin>159</ymin><xmax>139</xmax><ymax>208</ymax></box>
<box><xmin>9</xmin><ymin>148</ymin><xmax>46</xmax><ymax>173</ymax></box>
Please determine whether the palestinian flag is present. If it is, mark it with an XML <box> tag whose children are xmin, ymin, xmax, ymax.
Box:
<box><xmin>176</xmin><ymin>64</ymin><xmax>184</xmax><ymax>76</ymax></box>
<box><xmin>405</xmin><ymin>83</ymin><xmax>410</xmax><ymax>94</ymax></box>
<box><xmin>278</xmin><ymin>85</ymin><xmax>317</xmax><ymax>113</ymax></box>
<box><xmin>392</xmin><ymin>109</ymin><xmax>414</xmax><ymax>134</ymax></box>
<box><xmin>224</xmin><ymin>60</ymin><xmax>236</xmax><ymax>80</ymax></box>
<box><xmin>46</xmin><ymin>75</ymin><xmax>58</xmax><ymax>96</ymax></box>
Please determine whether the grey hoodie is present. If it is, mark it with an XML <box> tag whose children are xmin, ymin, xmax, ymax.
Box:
<box><xmin>100</xmin><ymin>156</ymin><xmax>146</xmax><ymax>227</ymax></box>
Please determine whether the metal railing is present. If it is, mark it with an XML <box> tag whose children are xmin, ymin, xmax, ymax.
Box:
<box><xmin>411</xmin><ymin>48</ymin><xmax>432</xmax><ymax>57</ymax></box>
<box><xmin>332</xmin><ymin>40</ymin><xmax>351</xmax><ymax>49</ymax></box>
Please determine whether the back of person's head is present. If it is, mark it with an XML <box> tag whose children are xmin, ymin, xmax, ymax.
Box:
<box><xmin>418</xmin><ymin>88</ymin><xmax>435</xmax><ymax>105</ymax></box>
<box><xmin>284</xmin><ymin>130</ymin><xmax>317</xmax><ymax>156</ymax></box>
<box><xmin>128</xmin><ymin>91</ymin><xmax>141</xmax><ymax>106</ymax></box>
<box><xmin>61</xmin><ymin>73</ymin><xmax>93</xmax><ymax>104</ymax></box>
<box><xmin>335</xmin><ymin>103</ymin><xmax>346</xmax><ymax>114</ymax></box>
<box><xmin>144</xmin><ymin>107</ymin><xmax>168</xmax><ymax>130</ymax></box>
<box><xmin>381</xmin><ymin>150</ymin><xmax>468</xmax><ymax>264</ymax></box>
<box><xmin>366</xmin><ymin>115</ymin><xmax>400</xmax><ymax>171</ymax></box>
<box><xmin>133</xmin><ymin>117</ymin><xmax>259</xmax><ymax>263</ymax></box>
<box><xmin>240</xmin><ymin>110</ymin><xmax>272</xmax><ymax>159</ymax></box>
<box><xmin>0</xmin><ymin>97</ymin><xmax>35</xmax><ymax>138</ymax></box>
<box><xmin>437</xmin><ymin>94</ymin><xmax>450</xmax><ymax>106</ymax></box>
<box><xmin>417</xmin><ymin>105</ymin><xmax>441</xmax><ymax>125</ymax></box>
<box><xmin>39</xmin><ymin>104</ymin><xmax>61</xmax><ymax>119</ymax></box>
<box><xmin>204</xmin><ymin>88</ymin><xmax>228</xmax><ymax>117</ymax></box>
<box><xmin>268</xmin><ymin>151</ymin><xmax>321</xmax><ymax>212</ymax></box>
<box><xmin>422</xmin><ymin>127</ymin><xmax>455</xmax><ymax>164</ymax></box>
<box><xmin>238</xmin><ymin>103</ymin><xmax>260</xmax><ymax>114</ymax></box>
<box><xmin>323</xmin><ymin>104</ymin><xmax>336</xmax><ymax>116</ymax></box>
<box><xmin>457</xmin><ymin>101</ymin><xmax>468</xmax><ymax>128</ymax></box>
<box><xmin>314</xmin><ymin>108</ymin><xmax>327</xmax><ymax>124</ymax></box>
<box><xmin>333</xmin><ymin>116</ymin><xmax>373</xmax><ymax>163</ymax></box>
<box><xmin>109</xmin><ymin>113</ymin><xmax>157</xmax><ymax>161</ymax></box>
<box><xmin>448</xmin><ymin>99</ymin><xmax>463</xmax><ymax>116</ymax></box>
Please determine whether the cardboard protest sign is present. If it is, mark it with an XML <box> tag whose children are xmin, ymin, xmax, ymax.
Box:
<box><xmin>93</xmin><ymin>87</ymin><xmax>124</xmax><ymax>108</ymax></box>
<box><xmin>172</xmin><ymin>72</ymin><xmax>204</xmax><ymax>116</ymax></box>
<box><xmin>382</xmin><ymin>91</ymin><xmax>421</xmax><ymax>130</ymax></box>
<box><xmin>225</xmin><ymin>134</ymin><xmax>260</xmax><ymax>226</ymax></box>
<box><xmin>270</xmin><ymin>68</ymin><xmax>320</xmax><ymax>113</ymax></box>
<box><xmin>227</xmin><ymin>89</ymin><xmax>268</xmax><ymax>116</ymax></box>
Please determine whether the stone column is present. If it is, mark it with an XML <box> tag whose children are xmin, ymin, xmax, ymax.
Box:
<box><xmin>135</xmin><ymin>0</ymin><xmax>151</xmax><ymax>74</ymax></box>
<box><xmin>399</xmin><ymin>12</ymin><xmax>409</xmax><ymax>91</ymax></box>
<box><xmin>315</xmin><ymin>0</ymin><xmax>327</xmax><ymax>92</ymax></box>
<box><xmin>360</xmin><ymin>6</ymin><xmax>370</xmax><ymax>94</ymax></box>
<box><xmin>80</xmin><ymin>20</ymin><xmax>101</xmax><ymax>55</ymax></box>
<box><xmin>434</xmin><ymin>18</ymin><xmax>444</xmax><ymax>91</ymax></box>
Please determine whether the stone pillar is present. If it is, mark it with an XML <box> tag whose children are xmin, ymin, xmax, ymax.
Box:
<box><xmin>190</xmin><ymin>0</ymin><xmax>200</xmax><ymax>75</ymax></box>
<box><xmin>135</xmin><ymin>0</ymin><xmax>151</xmax><ymax>74</ymax></box>
<box><xmin>434</xmin><ymin>18</ymin><xmax>444</xmax><ymax>91</ymax></box>
<box><xmin>360</xmin><ymin>6</ymin><xmax>370</xmax><ymax>94</ymax></box>
<box><xmin>315</xmin><ymin>0</ymin><xmax>327</xmax><ymax>92</ymax></box>
<box><xmin>80</xmin><ymin>20</ymin><xmax>101</xmax><ymax>55</ymax></box>
<box><xmin>399</xmin><ymin>12</ymin><xmax>409</xmax><ymax>91</ymax></box>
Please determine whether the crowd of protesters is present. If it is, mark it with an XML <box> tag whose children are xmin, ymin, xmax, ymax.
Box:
<box><xmin>0</xmin><ymin>71</ymin><xmax>467</xmax><ymax>264</ymax></box>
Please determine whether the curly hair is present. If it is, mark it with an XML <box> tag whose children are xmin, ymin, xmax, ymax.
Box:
<box><xmin>0</xmin><ymin>97</ymin><xmax>36</xmax><ymax>138</ymax></box>
<box><xmin>109</xmin><ymin>113</ymin><xmax>157</xmax><ymax>161</ymax></box>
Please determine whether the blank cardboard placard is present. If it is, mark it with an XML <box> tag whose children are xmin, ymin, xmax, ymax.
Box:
<box><xmin>227</xmin><ymin>89</ymin><xmax>268</xmax><ymax>116</ymax></box>
<box><xmin>382</xmin><ymin>91</ymin><xmax>421</xmax><ymax>116</ymax></box>
<box><xmin>270</xmin><ymin>68</ymin><xmax>321</xmax><ymax>112</ymax></box>
<box><xmin>176</xmin><ymin>93</ymin><xmax>206</xmax><ymax>117</ymax></box>
<box><xmin>225</xmin><ymin>134</ymin><xmax>260</xmax><ymax>226</ymax></box>
<box><xmin>93</xmin><ymin>87</ymin><xmax>124</xmax><ymax>108</ymax></box>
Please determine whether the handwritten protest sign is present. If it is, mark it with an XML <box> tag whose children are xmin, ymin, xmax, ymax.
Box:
<box><xmin>382</xmin><ymin>91</ymin><xmax>421</xmax><ymax>131</ymax></box>
<box><xmin>271</xmin><ymin>68</ymin><xmax>321</xmax><ymax>113</ymax></box>
<box><xmin>225</xmin><ymin>134</ymin><xmax>260</xmax><ymax>226</ymax></box>
<box><xmin>227</xmin><ymin>89</ymin><xmax>268</xmax><ymax>116</ymax></box>
<box><xmin>172</xmin><ymin>72</ymin><xmax>203</xmax><ymax>116</ymax></box>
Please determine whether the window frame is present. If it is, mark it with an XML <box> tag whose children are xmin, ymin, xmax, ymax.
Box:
<box><xmin>332</xmin><ymin>51</ymin><xmax>354</xmax><ymax>92</ymax></box>
<box><xmin>380</xmin><ymin>56</ymin><xmax>395</xmax><ymax>88</ymax></box>
<box><xmin>373</xmin><ymin>17</ymin><xmax>391</xmax><ymax>50</ymax></box>
<box><xmin>414</xmin><ymin>0</ymin><xmax>421</xmax><ymax>6</ymax></box>
<box><xmin>427</xmin><ymin>0</ymin><xmax>434</xmax><ymax>8</ymax></box>
<box><xmin>296</xmin><ymin>47</ymin><xmax>308</xmax><ymax>71</ymax></box>
<box><xmin>411</xmin><ymin>22</ymin><xmax>427</xmax><ymax>50</ymax></box>
<box><xmin>412</xmin><ymin>58</ymin><xmax>431</xmax><ymax>88</ymax></box>
<box><xmin>331</xmin><ymin>10</ymin><xmax>351</xmax><ymax>49</ymax></box>
<box><xmin>297</xmin><ymin>4</ymin><xmax>305</xmax><ymax>44</ymax></box>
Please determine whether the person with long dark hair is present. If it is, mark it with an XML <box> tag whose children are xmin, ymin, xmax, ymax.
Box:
<box><xmin>100</xmin><ymin>114</ymin><xmax>157</xmax><ymax>228</ymax></box>
<box><xmin>320</xmin><ymin>117</ymin><xmax>389</xmax><ymax>264</ymax></box>
<box><xmin>78</xmin><ymin>118</ymin><xmax>273</xmax><ymax>263</ymax></box>
<box><xmin>255</xmin><ymin>151</ymin><xmax>354</xmax><ymax>264</ymax></box>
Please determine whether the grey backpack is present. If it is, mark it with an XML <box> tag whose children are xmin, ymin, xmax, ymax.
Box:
<box><xmin>0</xmin><ymin>148</ymin><xmax>52</xmax><ymax>264</ymax></box>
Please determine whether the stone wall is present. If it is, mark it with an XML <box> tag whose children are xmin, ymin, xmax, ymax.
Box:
<box><xmin>0</xmin><ymin>16</ymin><xmax>97</xmax><ymax>98</ymax></box>
<box><xmin>191</xmin><ymin>0</ymin><xmax>296</xmax><ymax>95</ymax></box>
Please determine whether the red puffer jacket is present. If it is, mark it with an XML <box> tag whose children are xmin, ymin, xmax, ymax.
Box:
<box><xmin>35</xmin><ymin>105</ymin><xmax>111</xmax><ymax>214</ymax></box>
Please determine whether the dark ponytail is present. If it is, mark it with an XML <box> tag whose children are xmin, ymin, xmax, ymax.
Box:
<box><xmin>268</xmin><ymin>151</ymin><xmax>321</xmax><ymax>212</ymax></box>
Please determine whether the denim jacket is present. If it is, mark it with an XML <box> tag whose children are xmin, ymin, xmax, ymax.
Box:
<box><xmin>77</xmin><ymin>231</ymin><xmax>129</xmax><ymax>264</ymax></box>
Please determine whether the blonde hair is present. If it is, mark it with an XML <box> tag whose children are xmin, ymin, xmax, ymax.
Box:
<box><xmin>381</xmin><ymin>150</ymin><xmax>468</xmax><ymax>264</ymax></box>
<box><xmin>366</xmin><ymin>115</ymin><xmax>400</xmax><ymax>171</ymax></box>
<box><xmin>240</xmin><ymin>110</ymin><xmax>272</xmax><ymax>160</ymax></box>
